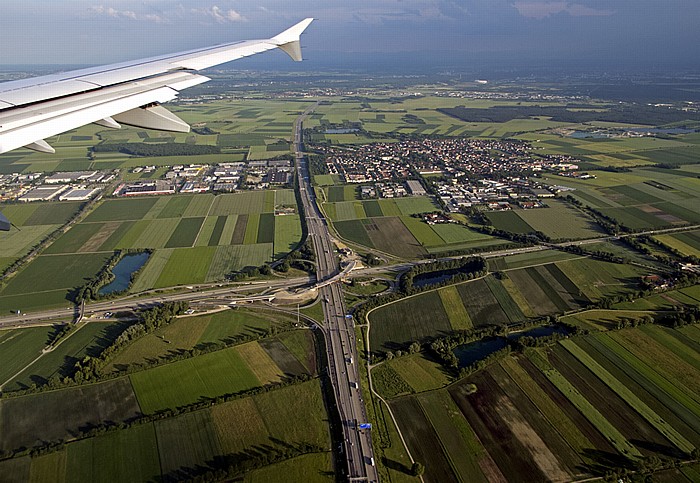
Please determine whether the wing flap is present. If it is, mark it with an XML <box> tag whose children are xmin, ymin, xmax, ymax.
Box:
<box><xmin>114</xmin><ymin>105</ymin><xmax>190</xmax><ymax>132</ymax></box>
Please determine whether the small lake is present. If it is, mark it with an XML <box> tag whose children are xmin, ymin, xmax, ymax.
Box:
<box><xmin>452</xmin><ymin>325</ymin><xmax>570</xmax><ymax>368</ymax></box>
<box><xmin>568</xmin><ymin>131</ymin><xmax>610</xmax><ymax>139</ymax></box>
<box><xmin>98</xmin><ymin>252</ymin><xmax>150</xmax><ymax>295</ymax></box>
<box><xmin>325</xmin><ymin>128</ymin><xmax>359</xmax><ymax>134</ymax></box>
<box><xmin>453</xmin><ymin>337</ymin><xmax>507</xmax><ymax>368</ymax></box>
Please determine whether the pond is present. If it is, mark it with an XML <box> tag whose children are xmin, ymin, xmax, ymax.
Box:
<box><xmin>567</xmin><ymin>131</ymin><xmax>610</xmax><ymax>139</ymax></box>
<box><xmin>452</xmin><ymin>325</ymin><xmax>570</xmax><ymax>368</ymax></box>
<box><xmin>98</xmin><ymin>252</ymin><xmax>150</xmax><ymax>295</ymax></box>
<box><xmin>453</xmin><ymin>337</ymin><xmax>508</xmax><ymax>368</ymax></box>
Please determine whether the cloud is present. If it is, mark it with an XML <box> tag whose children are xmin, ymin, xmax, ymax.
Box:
<box><xmin>89</xmin><ymin>5</ymin><xmax>165</xmax><ymax>22</ymax></box>
<box><xmin>192</xmin><ymin>6</ymin><xmax>246</xmax><ymax>23</ymax></box>
<box><xmin>513</xmin><ymin>1</ymin><xmax>614</xmax><ymax>19</ymax></box>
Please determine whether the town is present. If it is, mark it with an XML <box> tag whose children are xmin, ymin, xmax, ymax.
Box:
<box><xmin>313</xmin><ymin>137</ymin><xmax>591</xmax><ymax>211</ymax></box>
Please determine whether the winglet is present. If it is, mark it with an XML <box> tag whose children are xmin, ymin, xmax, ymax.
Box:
<box><xmin>272</xmin><ymin>18</ymin><xmax>313</xmax><ymax>61</ymax></box>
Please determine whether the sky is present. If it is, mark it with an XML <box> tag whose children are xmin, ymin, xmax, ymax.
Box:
<box><xmin>2</xmin><ymin>1</ymin><xmax>699</xmax><ymax>71</ymax></box>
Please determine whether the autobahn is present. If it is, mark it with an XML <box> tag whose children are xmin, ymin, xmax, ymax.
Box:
<box><xmin>294</xmin><ymin>105</ymin><xmax>379</xmax><ymax>482</ymax></box>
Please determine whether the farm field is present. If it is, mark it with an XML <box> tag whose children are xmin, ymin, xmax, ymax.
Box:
<box><xmin>371</xmin><ymin>353</ymin><xmax>450</xmax><ymax>398</ymax></box>
<box><xmin>330</xmin><ymin>206</ymin><xmax>500</xmax><ymax>257</ymax></box>
<box><xmin>0</xmin><ymin>379</ymin><xmax>333</xmax><ymax>482</ymax></box>
<box><xmin>3</xmin><ymin>321</ymin><xmax>128</xmax><ymax>391</ymax></box>
<box><xmin>654</xmin><ymin>229</ymin><xmax>700</xmax><ymax>258</ymax></box>
<box><xmin>0</xmin><ymin>189</ymin><xmax>301</xmax><ymax>310</ymax></box>
<box><xmin>105</xmin><ymin>310</ymin><xmax>316</xmax><ymax>379</ymax></box>
<box><xmin>0</xmin><ymin>99</ymin><xmax>310</xmax><ymax>174</ymax></box>
<box><xmin>0</xmin><ymin>377</ymin><xmax>141</xmax><ymax>452</ymax></box>
<box><xmin>368</xmin><ymin>256</ymin><xmax>635</xmax><ymax>353</ymax></box>
<box><xmin>540</xmin><ymin>166</ymin><xmax>700</xmax><ymax>230</ymax></box>
<box><xmin>0</xmin><ymin>326</ymin><xmax>54</xmax><ymax>387</ymax></box>
<box><xmin>488</xmin><ymin>199</ymin><xmax>605</xmax><ymax>240</ymax></box>
<box><xmin>383</xmin><ymin>324</ymin><xmax>700</xmax><ymax>482</ymax></box>
<box><xmin>5</xmin><ymin>93</ymin><xmax>700</xmax><ymax>481</ymax></box>
<box><xmin>128</xmin><ymin>323</ymin><xmax>315</xmax><ymax>414</ymax></box>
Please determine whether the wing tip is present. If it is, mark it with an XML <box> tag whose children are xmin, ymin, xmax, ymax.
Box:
<box><xmin>272</xmin><ymin>18</ymin><xmax>313</xmax><ymax>62</ymax></box>
<box><xmin>272</xmin><ymin>18</ymin><xmax>314</xmax><ymax>45</ymax></box>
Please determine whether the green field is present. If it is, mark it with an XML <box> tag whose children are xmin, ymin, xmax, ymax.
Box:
<box><xmin>1</xmin><ymin>183</ymin><xmax>299</xmax><ymax>300</ymax></box>
<box><xmin>85</xmin><ymin>197</ymin><xmax>159</xmax><ymax>222</ymax></box>
<box><xmin>369</xmin><ymin>292</ymin><xmax>451</xmax><ymax>352</ymax></box>
<box><xmin>0</xmin><ymin>378</ymin><xmax>332</xmax><ymax>481</ymax></box>
<box><xmin>0</xmin><ymin>326</ymin><xmax>53</xmax><ymax>387</ymax></box>
<box><xmin>0</xmin><ymin>252</ymin><xmax>111</xmax><ymax>312</ymax></box>
<box><xmin>130</xmin><ymin>347</ymin><xmax>262</xmax><ymax>413</ymax></box>
<box><xmin>273</xmin><ymin>214</ymin><xmax>302</xmax><ymax>258</ymax></box>
<box><xmin>154</xmin><ymin>246</ymin><xmax>216</xmax><ymax>287</ymax></box>
<box><xmin>66</xmin><ymin>423</ymin><xmax>161</xmax><ymax>483</ymax></box>
<box><xmin>4</xmin><ymin>322</ymin><xmax>126</xmax><ymax>391</ymax></box>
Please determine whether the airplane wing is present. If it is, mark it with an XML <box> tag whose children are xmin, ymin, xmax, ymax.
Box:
<box><xmin>0</xmin><ymin>18</ymin><xmax>313</xmax><ymax>156</ymax></box>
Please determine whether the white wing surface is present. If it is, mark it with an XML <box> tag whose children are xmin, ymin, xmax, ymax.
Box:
<box><xmin>0</xmin><ymin>18</ymin><xmax>313</xmax><ymax>155</ymax></box>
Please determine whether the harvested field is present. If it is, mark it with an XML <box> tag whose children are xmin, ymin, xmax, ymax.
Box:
<box><xmin>391</xmin><ymin>396</ymin><xmax>458</xmax><ymax>483</ymax></box>
<box><xmin>448</xmin><ymin>373</ymin><xmax>553</xmax><ymax>482</ymax></box>
<box><xmin>260</xmin><ymin>335</ymin><xmax>309</xmax><ymax>377</ymax></box>
<box><xmin>236</xmin><ymin>342</ymin><xmax>284</xmax><ymax>384</ymax></box>
<box><xmin>365</xmin><ymin>217</ymin><xmax>426</xmax><ymax>258</ymax></box>
<box><xmin>0</xmin><ymin>378</ymin><xmax>141</xmax><ymax>451</ymax></box>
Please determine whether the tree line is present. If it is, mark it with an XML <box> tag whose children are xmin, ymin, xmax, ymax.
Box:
<box><xmin>91</xmin><ymin>142</ymin><xmax>220</xmax><ymax>157</ymax></box>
